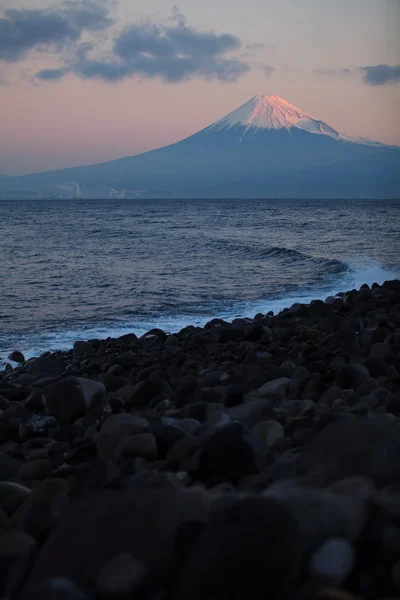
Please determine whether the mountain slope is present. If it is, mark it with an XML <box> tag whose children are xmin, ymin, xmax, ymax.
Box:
<box><xmin>1</xmin><ymin>95</ymin><xmax>399</xmax><ymax>199</ymax></box>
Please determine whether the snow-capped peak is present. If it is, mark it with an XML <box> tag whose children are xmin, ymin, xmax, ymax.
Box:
<box><xmin>209</xmin><ymin>94</ymin><xmax>381</xmax><ymax>144</ymax></box>
<box><xmin>210</xmin><ymin>94</ymin><xmax>341</xmax><ymax>138</ymax></box>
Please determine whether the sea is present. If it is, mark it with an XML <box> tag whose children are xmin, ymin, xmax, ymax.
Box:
<box><xmin>1</xmin><ymin>198</ymin><xmax>399</xmax><ymax>368</ymax></box>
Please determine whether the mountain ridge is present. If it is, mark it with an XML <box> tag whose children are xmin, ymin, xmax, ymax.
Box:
<box><xmin>1</xmin><ymin>94</ymin><xmax>399</xmax><ymax>199</ymax></box>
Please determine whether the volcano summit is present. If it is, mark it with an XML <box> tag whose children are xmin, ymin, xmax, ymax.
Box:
<box><xmin>2</xmin><ymin>95</ymin><xmax>399</xmax><ymax>199</ymax></box>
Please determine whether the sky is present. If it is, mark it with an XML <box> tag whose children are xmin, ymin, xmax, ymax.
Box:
<box><xmin>0</xmin><ymin>0</ymin><xmax>399</xmax><ymax>175</ymax></box>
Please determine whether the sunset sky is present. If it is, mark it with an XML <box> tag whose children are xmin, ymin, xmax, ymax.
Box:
<box><xmin>1</xmin><ymin>0</ymin><xmax>399</xmax><ymax>175</ymax></box>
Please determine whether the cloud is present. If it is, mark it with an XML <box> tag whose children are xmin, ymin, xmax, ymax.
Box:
<box><xmin>246</xmin><ymin>43</ymin><xmax>264</xmax><ymax>50</ymax></box>
<box><xmin>35</xmin><ymin>67</ymin><xmax>70</xmax><ymax>80</ymax></box>
<box><xmin>360</xmin><ymin>64</ymin><xmax>400</xmax><ymax>86</ymax></box>
<box><xmin>314</xmin><ymin>67</ymin><xmax>352</xmax><ymax>77</ymax></box>
<box><xmin>0</xmin><ymin>0</ymin><xmax>114</xmax><ymax>62</ymax></box>
<box><xmin>263</xmin><ymin>65</ymin><xmax>275</xmax><ymax>78</ymax></box>
<box><xmin>0</xmin><ymin>68</ymin><xmax>7</xmax><ymax>85</ymax></box>
<box><xmin>37</xmin><ymin>9</ymin><xmax>249</xmax><ymax>84</ymax></box>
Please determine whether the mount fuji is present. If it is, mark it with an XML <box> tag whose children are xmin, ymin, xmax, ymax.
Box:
<box><xmin>2</xmin><ymin>95</ymin><xmax>399</xmax><ymax>199</ymax></box>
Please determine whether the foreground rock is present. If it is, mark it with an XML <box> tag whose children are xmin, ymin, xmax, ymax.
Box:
<box><xmin>0</xmin><ymin>280</ymin><xmax>399</xmax><ymax>599</ymax></box>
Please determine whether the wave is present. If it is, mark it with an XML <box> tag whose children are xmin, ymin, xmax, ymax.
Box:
<box><xmin>210</xmin><ymin>239</ymin><xmax>349</xmax><ymax>275</ymax></box>
<box><xmin>1</xmin><ymin>261</ymin><xmax>398</xmax><ymax>370</ymax></box>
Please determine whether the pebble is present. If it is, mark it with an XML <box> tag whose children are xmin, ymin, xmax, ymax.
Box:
<box><xmin>113</xmin><ymin>433</ymin><xmax>158</xmax><ymax>462</ymax></box>
<box><xmin>95</xmin><ymin>551</ymin><xmax>149</xmax><ymax>595</ymax></box>
<box><xmin>18</xmin><ymin>458</ymin><xmax>53</xmax><ymax>480</ymax></box>
<box><xmin>252</xmin><ymin>420</ymin><xmax>285</xmax><ymax>448</ymax></box>
<box><xmin>310</xmin><ymin>538</ymin><xmax>355</xmax><ymax>586</ymax></box>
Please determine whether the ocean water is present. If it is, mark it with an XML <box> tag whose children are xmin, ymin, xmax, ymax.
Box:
<box><xmin>0</xmin><ymin>198</ymin><xmax>399</xmax><ymax>366</ymax></box>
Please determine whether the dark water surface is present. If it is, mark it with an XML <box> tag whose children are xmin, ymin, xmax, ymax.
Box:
<box><xmin>1</xmin><ymin>199</ymin><xmax>399</xmax><ymax>365</ymax></box>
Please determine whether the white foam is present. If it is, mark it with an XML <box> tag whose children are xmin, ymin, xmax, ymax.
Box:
<box><xmin>1</xmin><ymin>262</ymin><xmax>398</xmax><ymax>370</ymax></box>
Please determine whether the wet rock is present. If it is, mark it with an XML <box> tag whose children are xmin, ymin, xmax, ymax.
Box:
<box><xmin>73</xmin><ymin>341</ymin><xmax>92</xmax><ymax>359</ymax></box>
<box><xmin>46</xmin><ymin>377</ymin><xmax>106</xmax><ymax>423</ymax></box>
<box><xmin>8</xmin><ymin>351</ymin><xmax>25</xmax><ymax>364</ymax></box>
<box><xmin>24</xmin><ymin>356</ymin><xmax>64</xmax><ymax>378</ymax></box>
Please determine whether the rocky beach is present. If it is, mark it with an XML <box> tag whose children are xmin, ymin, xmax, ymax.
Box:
<box><xmin>1</xmin><ymin>279</ymin><xmax>400</xmax><ymax>599</ymax></box>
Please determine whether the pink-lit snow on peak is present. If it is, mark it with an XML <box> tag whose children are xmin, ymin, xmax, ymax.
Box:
<box><xmin>211</xmin><ymin>94</ymin><xmax>342</xmax><ymax>138</ymax></box>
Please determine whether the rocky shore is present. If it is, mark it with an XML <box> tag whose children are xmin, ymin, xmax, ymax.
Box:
<box><xmin>1</xmin><ymin>280</ymin><xmax>400</xmax><ymax>599</ymax></box>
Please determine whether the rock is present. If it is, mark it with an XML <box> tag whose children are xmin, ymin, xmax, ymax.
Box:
<box><xmin>24</xmin><ymin>356</ymin><xmax>64</xmax><ymax>378</ymax></box>
<box><xmin>24</xmin><ymin>488</ymin><xmax>211</xmax><ymax>593</ymax></box>
<box><xmin>0</xmin><ymin>401</ymin><xmax>29</xmax><ymax>423</ymax></box>
<box><xmin>298</xmin><ymin>418</ymin><xmax>400</xmax><ymax>486</ymax></box>
<box><xmin>175</xmin><ymin>497</ymin><xmax>302</xmax><ymax>600</ymax></box>
<box><xmin>226</xmin><ymin>396</ymin><xmax>273</xmax><ymax>428</ymax></box>
<box><xmin>95</xmin><ymin>551</ymin><xmax>149</xmax><ymax>596</ymax></box>
<box><xmin>0</xmin><ymin>530</ymin><xmax>36</xmax><ymax>599</ymax></box>
<box><xmin>257</xmin><ymin>377</ymin><xmax>291</xmax><ymax>401</ymax></box>
<box><xmin>10</xmin><ymin>479</ymin><xmax>69</xmax><ymax>543</ymax></box>
<box><xmin>392</xmin><ymin>558</ymin><xmax>400</xmax><ymax>590</ymax></box>
<box><xmin>8</xmin><ymin>351</ymin><xmax>25</xmax><ymax>364</ymax></box>
<box><xmin>252</xmin><ymin>420</ymin><xmax>285</xmax><ymax>448</ymax></box>
<box><xmin>21</xmin><ymin>577</ymin><xmax>88</xmax><ymax>600</ymax></box>
<box><xmin>327</xmin><ymin>476</ymin><xmax>376</xmax><ymax>540</ymax></box>
<box><xmin>25</xmin><ymin>392</ymin><xmax>46</xmax><ymax>411</ymax></box>
<box><xmin>161</xmin><ymin>417</ymin><xmax>201</xmax><ymax>436</ymax></box>
<box><xmin>310</xmin><ymin>538</ymin><xmax>355</xmax><ymax>586</ymax></box>
<box><xmin>174</xmin><ymin>377</ymin><xmax>201</xmax><ymax>408</ymax></box>
<box><xmin>369</xmin><ymin>342</ymin><xmax>393</xmax><ymax>359</ymax></box>
<box><xmin>19</xmin><ymin>415</ymin><xmax>58</xmax><ymax>440</ymax></box>
<box><xmin>46</xmin><ymin>377</ymin><xmax>106</xmax><ymax>423</ymax></box>
<box><xmin>97</xmin><ymin>413</ymin><xmax>149</xmax><ymax>458</ymax></box>
<box><xmin>363</xmin><ymin>357</ymin><xmax>389</xmax><ymax>378</ymax></box>
<box><xmin>319</xmin><ymin>386</ymin><xmax>344</xmax><ymax>406</ymax></box>
<box><xmin>336</xmin><ymin>364</ymin><xmax>369</xmax><ymax>390</ymax></box>
<box><xmin>0</xmin><ymin>481</ymin><xmax>30</xmax><ymax>516</ymax></box>
<box><xmin>0</xmin><ymin>452</ymin><xmax>23</xmax><ymax>481</ymax></box>
<box><xmin>265</xmin><ymin>483</ymin><xmax>354</xmax><ymax>553</ymax></box>
<box><xmin>289</xmin><ymin>367</ymin><xmax>311</xmax><ymax>398</ymax></box>
<box><xmin>113</xmin><ymin>433</ymin><xmax>158</xmax><ymax>462</ymax></box>
<box><xmin>166</xmin><ymin>436</ymin><xmax>201</xmax><ymax>466</ymax></box>
<box><xmin>197</xmin><ymin>423</ymin><xmax>258</xmax><ymax>484</ymax></box>
<box><xmin>149</xmin><ymin>423</ymin><xmax>187</xmax><ymax>459</ymax></box>
<box><xmin>73</xmin><ymin>341</ymin><xmax>91</xmax><ymax>358</ymax></box>
<box><xmin>18</xmin><ymin>458</ymin><xmax>53</xmax><ymax>480</ymax></box>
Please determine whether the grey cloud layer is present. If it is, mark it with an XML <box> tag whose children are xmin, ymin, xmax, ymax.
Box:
<box><xmin>0</xmin><ymin>1</ymin><xmax>113</xmax><ymax>62</ymax></box>
<box><xmin>72</xmin><ymin>22</ymin><xmax>248</xmax><ymax>83</ymax></box>
<box><xmin>314</xmin><ymin>65</ymin><xmax>400</xmax><ymax>86</ymax></box>
<box><xmin>1</xmin><ymin>3</ymin><xmax>249</xmax><ymax>84</ymax></box>
<box><xmin>360</xmin><ymin>64</ymin><xmax>400</xmax><ymax>86</ymax></box>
